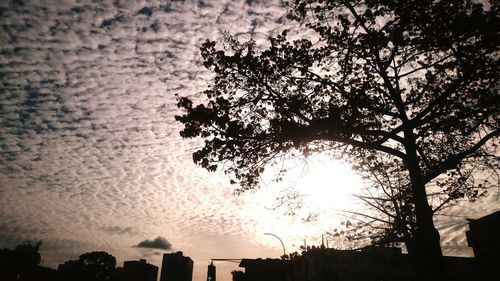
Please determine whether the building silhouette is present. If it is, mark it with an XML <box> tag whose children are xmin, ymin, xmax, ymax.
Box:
<box><xmin>287</xmin><ymin>246</ymin><xmax>477</xmax><ymax>281</ymax></box>
<box><xmin>206</xmin><ymin>261</ymin><xmax>216</xmax><ymax>281</ymax></box>
<box><xmin>57</xmin><ymin>260</ymin><xmax>80</xmax><ymax>280</ymax></box>
<box><xmin>120</xmin><ymin>259</ymin><xmax>158</xmax><ymax>281</ymax></box>
<box><xmin>235</xmin><ymin>245</ymin><xmax>479</xmax><ymax>281</ymax></box>
<box><xmin>466</xmin><ymin>210</ymin><xmax>500</xmax><ymax>280</ymax></box>
<box><xmin>238</xmin><ymin>258</ymin><xmax>288</xmax><ymax>281</ymax></box>
<box><xmin>160</xmin><ymin>251</ymin><xmax>193</xmax><ymax>281</ymax></box>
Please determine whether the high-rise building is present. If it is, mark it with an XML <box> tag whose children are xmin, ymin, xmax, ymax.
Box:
<box><xmin>206</xmin><ymin>261</ymin><xmax>216</xmax><ymax>281</ymax></box>
<box><xmin>160</xmin><ymin>251</ymin><xmax>193</xmax><ymax>281</ymax></box>
<box><xmin>466</xmin><ymin>210</ymin><xmax>500</xmax><ymax>280</ymax></box>
<box><xmin>121</xmin><ymin>259</ymin><xmax>158</xmax><ymax>281</ymax></box>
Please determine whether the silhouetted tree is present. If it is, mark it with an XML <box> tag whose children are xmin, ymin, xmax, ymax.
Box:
<box><xmin>231</xmin><ymin>270</ymin><xmax>246</xmax><ymax>281</ymax></box>
<box><xmin>79</xmin><ymin>251</ymin><xmax>116</xmax><ymax>281</ymax></box>
<box><xmin>176</xmin><ymin>1</ymin><xmax>499</xmax><ymax>280</ymax></box>
<box><xmin>331</xmin><ymin>164</ymin><xmax>419</xmax><ymax>249</ymax></box>
<box><xmin>0</xmin><ymin>241</ymin><xmax>42</xmax><ymax>281</ymax></box>
<box><xmin>58</xmin><ymin>251</ymin><xmax>116</xmax><ymax>281</ymax></box>
<box><xmin>281</xmin><ymin>251</ymin><xmax>302</xmax><ymax>261</ymax></box>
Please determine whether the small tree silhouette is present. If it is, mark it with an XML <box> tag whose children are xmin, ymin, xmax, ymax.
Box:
<box><xmin>58</xmin><ymin>251</ymin><xmax>116</xmax><ymax>281</ymax></box>
<box><xmin>0</xmin><ymin>241</ymin><xmax>42</xmax><ymax>281</ymax></box>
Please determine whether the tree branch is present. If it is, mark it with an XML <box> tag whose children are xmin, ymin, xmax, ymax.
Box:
<box><xmin>424</xmin><ymin>129</ymin><xmax>500</xmax><ymax>183</ymax></box>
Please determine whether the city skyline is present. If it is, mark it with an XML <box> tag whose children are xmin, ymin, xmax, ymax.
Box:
<box><xmin>3</xmin><ymin>209</ymin><xmax>498</xmax><ymax>281</ymax></box>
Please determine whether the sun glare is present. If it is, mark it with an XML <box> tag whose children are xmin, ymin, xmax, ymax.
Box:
<box><xmin>241</xmin><ymin>153</ymin><xmax>367</xmax><ymax>250</ymax></box>
<box><xmin>294</xmin><ymin>156</ymin><xmax>364</xmax><ymax>212</ymax></box>
<box><xmin>251</xmin><ymin>153</ymin><xmax>365</xmax><ymax>221</ymax></box>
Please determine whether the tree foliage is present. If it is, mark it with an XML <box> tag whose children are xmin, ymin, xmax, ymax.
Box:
<box><xmin>0</xmin><ymin>241</ymin><xmax>42</xmax><ymax>281</ymax></box>
<box><xmin>58</xmin><ymin>251</ymin><xmax>116</xmax><ymax>281</ymax></box>
<box><xmin>178</xmin><ymin>0</ymin><xmax>498</xmax><ymax>192</ymax></box>
<box><xmin>78</xmin><ymin>251</ymin><xmax>116</xmax><ymax>281</ymax></box>
<box><xmin>176</xmin><ymin>0</ymin><xmax>499</xmax><ymax>280</ymax></box>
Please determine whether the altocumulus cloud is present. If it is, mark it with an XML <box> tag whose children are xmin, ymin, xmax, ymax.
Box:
<box><xmin>135</xmin><ymin>236</ymin><xmax>172</xmax><ymax>250</ymax></box>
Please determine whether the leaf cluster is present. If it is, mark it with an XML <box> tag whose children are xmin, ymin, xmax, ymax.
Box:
<box><xmin>176</xmin><ymin>0</ymin><xmax>499</xmax><ymax>202</ymax></box>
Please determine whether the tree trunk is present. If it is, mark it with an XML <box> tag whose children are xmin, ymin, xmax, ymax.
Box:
<box><xmin>406</xmin><ymin>183</ymin><xmax>448</xmax><ymax>281</ymax></box>
<box><xmin>404</xmin><ymin>130</ymin><xmax>449</xmax><ymax>281</ymax></box>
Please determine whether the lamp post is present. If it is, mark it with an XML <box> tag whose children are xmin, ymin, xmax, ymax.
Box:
<box><xmin>264</xmin><ymin>233</ymin><xmax>286</xmax><ymax>257</ymax></box>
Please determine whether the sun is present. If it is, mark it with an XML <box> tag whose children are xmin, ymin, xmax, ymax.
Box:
<box><xmin>294</xmin><ymin>156</ymin><xmax>364</xmax><ymax>212</ymax></box>
<box><xmin>255</xmin><ymin>153</ymin><xmax>365</xmax><ymax>217</ymax></box>
<box><xmin>243</xmin><ymin>153</ymin><xmax>366</xmax><ymax>249</ymax></box>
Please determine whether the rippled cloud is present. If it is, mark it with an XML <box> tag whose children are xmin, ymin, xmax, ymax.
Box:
<box><xmin>0</xmin><ymin>1</ymin><xmax>290</xmax><ymax>280</ymax></box>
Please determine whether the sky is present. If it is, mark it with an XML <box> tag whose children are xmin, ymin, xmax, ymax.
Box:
<box><xmin>0</xmin><ymin>1</ymin><xmax>498</xmax><ymax>281</ymax></box>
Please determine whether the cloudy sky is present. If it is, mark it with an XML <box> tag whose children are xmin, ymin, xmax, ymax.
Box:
<box><xmin>0</xmin><ymin>1</ymin><xmax>498</xmax><ymax>281</ymax></box>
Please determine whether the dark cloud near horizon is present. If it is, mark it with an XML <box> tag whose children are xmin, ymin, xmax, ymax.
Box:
<box><xmin>101</xmin><ymin>225</ymin><xmax>137</xmax><ymax>236</ymax></box>
<box><xmin>135</xmin><ymin>236</ymin><xmax>172</xmax><ymax>250</ymax></box>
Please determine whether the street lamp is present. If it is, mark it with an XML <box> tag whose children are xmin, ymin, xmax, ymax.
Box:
<box><xmin>264</xmin><ymin>233</ymin><xmax>286</xmax><ymax>257</ymax></box>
